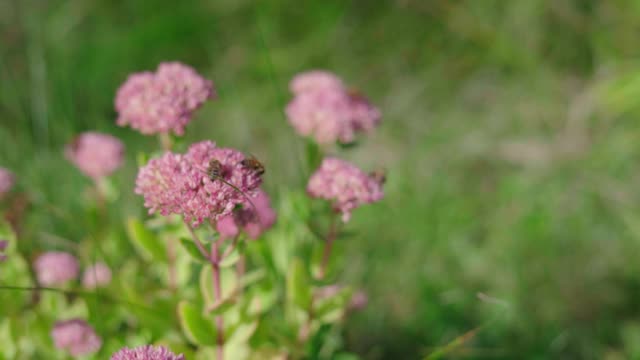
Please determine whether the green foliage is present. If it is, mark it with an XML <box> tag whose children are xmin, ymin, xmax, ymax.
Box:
<box><xmin>287</xmin><ymin>258</ymin><xmax>312</xmax><ymax>310</ymax></box>
<box><xmin>179</xmin><ymin>237</ymin><xmax>208</xmax><ymax>263</ymax></box>
<box><xmin>126</xmin><ymin>217</ymin><xmax>168</xmax><ymax>262</ymax></box>
<box><xmin>178</xmin><ymin>300</ymin><xmax>218</xmax><ymax>346</ymax></box>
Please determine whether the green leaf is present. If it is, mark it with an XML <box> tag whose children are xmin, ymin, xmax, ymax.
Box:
<box><xmin>227</xmin><ymin>320</ymin><xmax>258</xmax><ymax>345</ymax></box>
<box><xmin>315</xmin><ymin>287</ymin><xmax>352</xmax><ymax>323</ymax></box>
<box><xmin>287</xmin><ymin>258</ymin><xmax>311</xmax><ymax>309</ymax></box>
<box><xmin>136</xmin><ymin>151</ymin><xmax>149</xmax><ymax>167</ymax></box>
<box><xmin>180</xmin><ymin>237</ymin><xmax>208</xmax><ymax>263</ymax></box>
<box><xmin>178</xmin><ymin>301</ymin><xmax>217</xmax><ymax>346</ymax></box>
<box><xmin>305</xmin><ymin>140</ymin><xmax>323</xmax><ymax>172</ymax></box>
<box><xmin>200</xmin><ymin>265</ymin><xmax>238</xmax><ymax>308</ymax></box>
<box><xmin>247</xmin><ymin>289</ymin><xmax>277</xmax><ymax>316</ymax></box>
<box><xmin>240</xmin><ymin>269</ymin><xmax>265</xmax><ymax>288</ymax></box>
<box><xmin>337</xmin><ymin>140</ymin><xmax>359</xmax><ymax>150</ymax></box>
<box><xmin>126</xmin><ymin>217</ymin><xmax>167</xmax><ymax>262</ymax></box>
<box><xmin>200</xmin><ymin>266</ymin><xmax>215</xmax><ymax>308</ymax></box>
<box><xmin>219</xmin><ymin>246</ymin><xmax>240</xmax><ymax>267</ymax></box>
<box><xmin>209</xmin><ymin>297</ymin><xmax>236</xmax><ymax>315</ymax></box>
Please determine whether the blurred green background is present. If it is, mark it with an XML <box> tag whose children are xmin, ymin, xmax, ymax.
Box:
<box><xmin>3</xmin><ymin>0</ymin><xmax>640</xmax><ymax>358</ymax></box>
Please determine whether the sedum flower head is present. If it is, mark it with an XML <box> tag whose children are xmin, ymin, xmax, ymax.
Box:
<box><xmin>34</xmin><ymin>251</ymin><xmax>79</xmax><ymax>286</ymax></box>
<box><xmin>65</xmin><ymin>132</ymin><xmax>124</xmax><ymax>179</ymax></box>
<box><xmin>115</xmin><ymin>62</ymin><xmax>215</xmax><ymax>135</ymax></box>
<box><xmin>82</xmin><ymin>262</ymin><xmax>112</xmax><ymax>289</ymax></box>
<box><xmin>285</xmin><ymin>70</ymin><xmax>381</xmax><ymax>144</ymax></box>
<box><xmin>135</xmin><ymin>141</ymin><xmax>262</xmax><ymax>227</ymax></box>
<box><xmin>0</xmin><ymin>167</ymin><xmax>15</xmax><ymax>198</ymax></box>
<box><xmin>290</xmin><ymin>70</ymin><xmax>345</xmax><ymax>95</ymax></box>
<box><xmin>307</xmin><ymin>157</ymin><xmax>384</xmax><ymax>222</ymax></box>
<box><xmin>111</xmin><ymin>345</ymin><xmax>185</xmax><ymax>360</ymax></box>
<box><xmin>51</xmin><ymin>319</ymin><xmax>102</xmax><ymax>357</ymax></box>
<box><xmin>216</xmin><ymin>189</ymin><xmax>277</xmax><ymax>239</ymax></box>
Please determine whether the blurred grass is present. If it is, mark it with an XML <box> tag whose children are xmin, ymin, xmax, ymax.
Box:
<box><xmin>4</xmin><ymin>0</ymin><xmax>640</xmax><ymax>358</ymax></box>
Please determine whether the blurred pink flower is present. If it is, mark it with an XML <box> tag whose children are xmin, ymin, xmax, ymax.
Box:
<box><xmin>0</xmin><ymin>239</ymin><xmax>7</xmax><ymax>262</ymax></box>
<box><xmin>216</xmin><ymin>189</ymin><xmax>277</xmax><ymax>239</ymax></box>
<box><xmin>65</xmin><ymin>132</ymin><xmax>124</xmax><ymax>179</ymax></box>
<box><xmin>82</xmin><ymin>262</ymin><xmax>112</xmax><ymax>289</ymax></box>
<box><xmin>216</xmin><ymin>215</ymin><xmax>240</xmax><ymax>239</ymax></box>
<box><xmin>51</xmin><ymin>319</ymin><xmax>102</xmax><ymax>357</ymax></box>
<box><xmin>286</xmin><ymin>70</ymin><xmax>381</xmax><ymax>144</ymax></box>
<box><xmin>286</xmin><ymin>90</ymin><xmax>355</xmax><ymax>144</ymax></box>
<box><xmin>307</xmin><ymin>158</ymin><xmax>384</xmax><ymax>222</ymax></box>
<box><xmin>290</xmin><ymin>70</ymin><xmax>345</xmax><ymax>95</ymax></box>
<box><xmin>135</xmin><ymin>141</ymin><xmax>262</xmax><ymax>227</ymax></box>
<box><xmin>349</xmin><ymin>290</ymin><xmax>368</xmax><ymax>311</ymax></box>
<box><xmin>348</xmin><ymin>91</ymin><xmax>382</xmax><ymax>132</ymax></box>
<box><xmin>34</xmin><ymin>252</ymin><xmax>79</xmax><ymax>286</ymax></box>
<box><xmin>115</xmin><ymin>62</ymin><xmax>215</xmax><ymax>135</ymax></box>
<box><xmin>111</xmin><ymin>345</ymin><xmax>185</xmax><ymax>360</ymax></box>
<box><xmin>0</xmin><ymin>167</ymin><xmax>15</xmax><ymax>198</ymax></box>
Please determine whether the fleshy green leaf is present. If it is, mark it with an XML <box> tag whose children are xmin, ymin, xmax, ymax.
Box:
<box><xmin>227</xmin><ymin>320</ymin><xmax>258</xmax><ymax>345</ymax></box>
<box><xmin>178</xmin><ymin>301</ymin><xmax>217</xmax><ymax>346</ymax></box>
<box><xmin>315</xmin><ymin>287</ymin><xmax>352</xmax><ymax>323</ymax></box>
<box><xmin>200</xmin><ymin>266</ymin><xmax>215</xmax><ymax>308</ymax></box>
<box><xmin>305</xmin><ymin>140</ymin><xmax>323</xmax><ymax>172</ymax></box>
<box><xmin>209</xmin><ymin>297</ymin><xmax>236</xmax><ymax>315</ymax></box>
<box><xmin>136</xmin><ymin>152</ymin><xmax>149</xmax><ymax>167</ymax></box>
<box><xmin>180</xmin><ymin>237</ymin><xmax>208</xmax><ymax>263</ymax></box>
<box><xmin>287</xmin><ymin>258</ymin><xmax>311</xmax><ymax>309</ymax></box>
<box><xmin>219</xmin><ymin>246</ymin><xmax>240</xmax><ymax>267</ymax></box>
<box><xmin>126</xmin><ymin>217</ymin><xmax>167</xmax><ymax>262</ymax></box>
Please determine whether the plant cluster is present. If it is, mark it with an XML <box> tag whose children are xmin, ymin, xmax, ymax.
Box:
<box><xmin>0</xmin><ymin>62</ymin><xmax>384</xmax><ymax>359</ymax></box>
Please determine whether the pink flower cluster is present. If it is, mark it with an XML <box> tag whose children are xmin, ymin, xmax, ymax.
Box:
<box><xmin>307</xmin><ymin>158</ymin><xmax>384</xmax><ymax>222</ymax></box>
<box><xmin>135</xmin><ymin>141</ymin><xmax>263</xmax><ymax>227</ymax></box>
<box><xmin>82</xmin><ymin>262</ymin><xmax>112</xmax><ymax>289</ymax></box>
<box><xmin>51</xmin><ymin>319</ymin><xmax>102</xmax><ymax>357</ymax></box>
<box><xmin>0</xmin><ymin>167</ymin><xmax>15</xmax><ymax>198</ymax></box>
<box><xmin>216</xmin><ymin>189</ymin><xmax>277</xmax><ymax>239</ymax></box>
<box><xmin>65</xmin><ymin>132</ymin><xmax>124</xmax><ymax>179</ymax></box>
<box><xmin>111</xmin><ymin>345</ymin><xmax>185</xmax><ymax>360</ymax></box>
<box><xmin>116</xmin><ymin>62</ymin><xmax>215</xmax><ymax>135</ymax></box>
<box><xmin>34</xmin><ymin>252</ymin><xmax>79</xmax><ymax>286</ymax></box>
<box><xmin>285</xmin><ymin>70</ymin><xmax>381</xmax><ymax>144</ymax></box>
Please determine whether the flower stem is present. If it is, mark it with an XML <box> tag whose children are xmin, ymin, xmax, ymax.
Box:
<box><xmin>167</xmin><ymin>237</ymin><xmax>177</xmax><ymax>292</ymax></box>
<box><xmin>184</xmin><ymin>221</ymin><xmax>209</xmax><ymax>260</ymax></box>
<box><xmin>185</xmin><ymin>220</ymin><xmax>225</xmax><ymax>359</ymax></box>
<box><xmin>158</xmin><ymin>133</ymin><xmax>172</xmax><ymax>151</ymax></box>
<box><xmin>211</xmin><ymin>241</ymin><xmax>225</xmax><ymax>360</ymax></box>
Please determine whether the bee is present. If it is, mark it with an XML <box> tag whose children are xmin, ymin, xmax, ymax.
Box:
<box><xmin>241</xmin><ymin>154</ymin><xmax>265</xmax><ymax>176</ymax></box>
<box><xmin>203</xmin><ymin>159</ymin><xmax>260</xmax><ymax>221</ymax></box>
<box><xmin>207</xmin><ymin>159</ymin><xmax>223</xmax><ymax>180</ymax></box>
<box><xmin>369</xmin><ymin>168</ymin><xmax>386</xmax><ymax>185</ymax></box>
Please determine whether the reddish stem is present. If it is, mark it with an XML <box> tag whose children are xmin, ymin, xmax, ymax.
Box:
<box><xmin>211</xmin><ymin>241</ymin><xmax>225</xmax><ymax>360</ymax></box>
